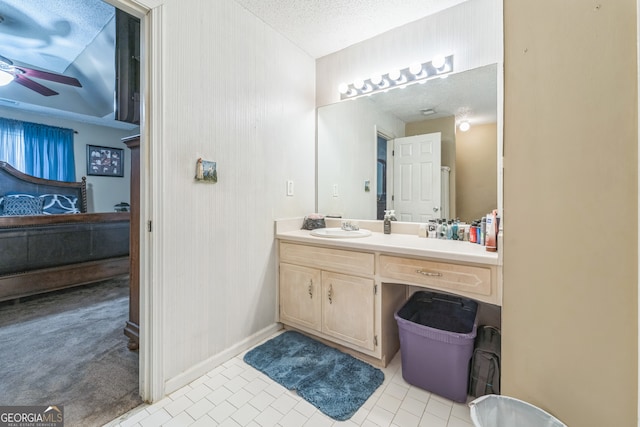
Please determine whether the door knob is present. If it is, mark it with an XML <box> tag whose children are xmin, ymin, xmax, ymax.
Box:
<box><xmin>433</xmin><ymin>206</ymin><xmax>440</xmax><ymax>212</ymax></box>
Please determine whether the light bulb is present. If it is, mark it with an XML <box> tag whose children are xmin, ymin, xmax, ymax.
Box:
<box><xmin>459</xmin><ymin>121</ymin><xmax>470</xmax><ymax>132</ymax></box>
<box><xmin>370</xmin><ymin>74</ymin><xmax>382</xmax><ymax>86</ymax></box>
<box><xmin>409</xmin><ymin>63</ymin><xmax>423</xmax><ymax>76</ymax></box>
<box><xmin>354</xmin><ymin>79</ymin><xmax>365</xmax><ymax>90</ymax></box>
<box><xmin>388</xmin><ymin>69</ymin><xmax>402</xmax><ymax>81</ymax></box>
<box><xmin>0</xmin><ymin>69</ymin><xmax>14</xmax><ymax>86</ymax></box>
<box><xmin>338</xmin><ymin>83</ymin><xmax>349</xmax><ymax>94</ymax></box>
<box><xmin>431</xmin><ymin>55</ymin><xmax>446</xmax><ymax>69</ymax></box>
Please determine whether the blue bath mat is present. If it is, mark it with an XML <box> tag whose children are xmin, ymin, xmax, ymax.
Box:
<box><xmin>243</xmin><ymin>331</ymin><xmax>384</xmax><ymax>421</ymax></box>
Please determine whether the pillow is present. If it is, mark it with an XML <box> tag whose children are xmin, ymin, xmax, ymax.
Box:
<box><xmin>3</xmin><ymin>195</ymin><xmax>43</xmax><ymax>216</ymax></box>
<box><xmin>41</xmin><ymin>194</ymin><xmax>80</xmax><ymax>215</ymax></box>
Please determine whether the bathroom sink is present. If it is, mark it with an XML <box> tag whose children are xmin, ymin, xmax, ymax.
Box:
<box><xmin>310</xmin><ymin>228</ymin><xmax>372</xmax><ymax>238</ymax></box>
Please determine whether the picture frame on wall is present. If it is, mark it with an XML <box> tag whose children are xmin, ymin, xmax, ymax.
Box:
<box><xmin>87</xmin><ymin>145</ymin><xmax>124</xmax><ymax>177</ymax></box>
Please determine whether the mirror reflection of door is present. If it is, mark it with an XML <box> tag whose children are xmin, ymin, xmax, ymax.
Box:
<box><xmin>391</xmin><ymin>132</ymin><xmax>442</xmax><ymax>222</ymax></box>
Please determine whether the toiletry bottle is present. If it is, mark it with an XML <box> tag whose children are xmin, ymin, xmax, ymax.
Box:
<box><xmin>446</xmin><ymin>220</ymin><xmax>453</xmax><ymax>240</ymax></box>
<box><xmin>440</xmin><ymin>220</ymin><xmax>448</xmax><ymax>239</ymax></box>
<box><xmin>436</xmin><ymin>219</ymin><xmax>443</xmax><ymax>238</ymax></box>
<box><xmin>486</xmin><ymin>210</ymin><xmax>497</xmax><ymax>252</ymax></box>
<box><xmin>480</xmin><ymin>217</ymin><xmax>486</xmax><ymax>245</ymax></box>
<box><xmin>383</xmin><ymin>211</ymin><xmax>391</xmax><ymax>234</ymax></box>
<box><xmin>428</xmin><ymin>220</ymin><xmax>437</xmax><ymax>238</ymax></box>
<box><xmin>451</xmin><ymin>220</ymin><xmax>458</xmax><ymax>240</ymax></box>
<box><xmin>469</xmin><ymin>221</ymin><xmax>477</xmax><ymax>243</ymax></box>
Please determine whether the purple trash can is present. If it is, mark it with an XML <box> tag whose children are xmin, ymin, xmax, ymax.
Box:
<box><xmin>394</xmin><ymin>290</ymin><xmax>478</xmax><ymax>403</ymax></box>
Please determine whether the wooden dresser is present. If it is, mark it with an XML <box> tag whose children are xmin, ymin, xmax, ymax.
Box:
<box><xmin>122</xmin><ymin>134</ymin><xmax>140</xmax><ymax>350</ymax></box>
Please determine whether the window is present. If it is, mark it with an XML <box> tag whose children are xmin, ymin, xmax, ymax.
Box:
<box><xmin>0</xmin><ymin>118</ymin><xmax>76</xmax><ymax>182</ymax></box>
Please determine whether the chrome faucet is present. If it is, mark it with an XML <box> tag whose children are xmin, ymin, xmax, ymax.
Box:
<box><xmin>341</xmin><ymin>221</ymin><xmax>359</xmax><ymax>231</ymax></box>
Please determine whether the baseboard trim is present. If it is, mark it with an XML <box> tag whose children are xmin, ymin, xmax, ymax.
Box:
<box><xmin>164</xmin><ymin>323</ymin><xmax>282</xmax><ymax>395</ymax></box>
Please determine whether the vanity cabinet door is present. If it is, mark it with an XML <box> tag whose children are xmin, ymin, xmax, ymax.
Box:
<box><xmin>279</xmin><ymin>263</ymin><xmax>322</xmax><ymax>331</ymax></box>
<box><xmin>321</xmin><ymin>271</ymin><xmax>375</xmax><ymax>351</ymax></box>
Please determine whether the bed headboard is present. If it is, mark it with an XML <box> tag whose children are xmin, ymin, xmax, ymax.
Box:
<box><xmin>0</xmin><ymin>161</ymin><xmax>87</xmax><ymax>213</ymax></box>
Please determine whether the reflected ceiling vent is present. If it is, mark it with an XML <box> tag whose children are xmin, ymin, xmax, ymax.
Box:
<box><xmin>421</xmin><ymin>108</ymin><xmax>436</xmax><ymax>116</ymax></box>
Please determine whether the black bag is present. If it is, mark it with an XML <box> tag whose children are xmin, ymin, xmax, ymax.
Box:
<box><xmin>469</xmin><ymin>325</ymin><xmax>501</xmax><ymax>397</ymax></box>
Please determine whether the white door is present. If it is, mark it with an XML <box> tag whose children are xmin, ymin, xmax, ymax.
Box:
<box><xmin>392</xmin><ymin>133</ymin><xmax>442</xmax><ymax>222</ymax></box>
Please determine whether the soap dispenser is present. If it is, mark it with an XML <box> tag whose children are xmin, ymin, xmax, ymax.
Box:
<box><xmin>383</xmin><ymin>210</ymin><xmax>391</xmax><ymax>234</ymax></box>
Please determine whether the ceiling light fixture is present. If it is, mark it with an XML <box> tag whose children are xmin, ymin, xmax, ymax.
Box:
<box><xmin>421</xmin><ymin>108</ymin><xmax>436</xmax><ymax>116</ymax></box>
<box><xmin>459</xmin><ymin>121</ymin><xmax>471</xmax><ymax>132</ymax></box>
<box><xmin>338</xmin><ymin>54</ymin><xmax>454</xmax><ymax>100</ymax></box>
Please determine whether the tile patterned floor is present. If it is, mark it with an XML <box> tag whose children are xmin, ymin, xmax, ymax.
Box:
<box><xmin>106</xmin><ymin>338</ymin><xmax>474</xmax><ymax>427</ymax></box>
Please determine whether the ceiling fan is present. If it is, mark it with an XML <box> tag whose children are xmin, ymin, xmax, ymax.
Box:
<box><xmin>0</xmin><ymin>55</ymin><xmax>82</xmax><ymax>96</ymax></box>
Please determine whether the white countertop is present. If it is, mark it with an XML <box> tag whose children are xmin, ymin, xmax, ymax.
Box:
<box><xmin>276</xmin><ymin>218</ymin><xmax>501</xmax><ymax>266</ymax></box>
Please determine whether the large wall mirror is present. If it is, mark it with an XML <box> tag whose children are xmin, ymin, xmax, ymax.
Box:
<box><xmin>317</xmin><ymin>63</ymin><xmax>499</xmax><ymax>223</ymax></box>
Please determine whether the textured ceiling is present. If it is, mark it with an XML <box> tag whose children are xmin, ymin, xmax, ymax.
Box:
<box><xmin>365</xmin><ymin>63</ymin><xmax>497</xmax><ymax>125</ymax></box>
<box><xmin>0</xmin><ymin>0</ymin><xmax>114</xmax><ymax>73</ymax></box>
<box><xmin>0</xmin><ymin>0</ymin><xmax>487</xmax><ymax>128</ymax></box>
<box><xmin>234</xmin><ymin>0</ymin><xmax>468</xmax><ymax>58</ymax></box>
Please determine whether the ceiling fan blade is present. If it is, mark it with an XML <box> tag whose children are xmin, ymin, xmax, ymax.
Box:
<box><xmin>14</xmin><ymin>75</ymin><xmax>59</xmax><ymax>96</ymax></box>
<box><xmin>18</xmin><ymin>67</ymin><xmax>82</xmax><ymax>88</ymax></box>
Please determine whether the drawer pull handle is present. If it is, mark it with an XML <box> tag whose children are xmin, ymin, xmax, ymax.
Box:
<box><xmin>328</xmin><ymin>284</ymin><xmax>333</xmax><ymax>304</ymax></box>
<box><xmin>308</xmin><ymin>280</ymin><xmax>313</xmax><ymax>299</ymax></box>
<box><xmin>416</xmin><ymin>269</ymin><xmax>442</xmax><ymax>277</ymax></box>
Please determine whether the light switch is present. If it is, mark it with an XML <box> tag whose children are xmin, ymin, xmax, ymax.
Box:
<box><xmin>332</xmin><ymin>184</ymin><xmax>339</xmax><ymax>197</ymax></box>
<box><xmin>286</xmin><ymin>180</ymin><xmax>294</xmax><ymax>196</ymax></box>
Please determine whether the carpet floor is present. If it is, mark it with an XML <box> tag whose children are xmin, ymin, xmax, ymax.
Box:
<box><xmin>0</xmin><ymin>276</ymin><xmax>142</xmax><ymax>427</ymax></box>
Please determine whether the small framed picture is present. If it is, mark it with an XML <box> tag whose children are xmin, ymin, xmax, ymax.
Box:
<box><xmin>87</xmin><ymin>145</ymin><xmax>124</xmax><ymax>177</ymax></box>
<box><xmin>195</xmin><ymin>158</ymin><xmax>217</xmax><ymax>183</ymax></box>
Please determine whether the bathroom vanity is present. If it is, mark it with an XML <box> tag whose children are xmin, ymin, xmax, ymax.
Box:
<box><xmin>276</xmin><ymin>218</ymin><xmax>502</xmax><ymax>367</ymax></box>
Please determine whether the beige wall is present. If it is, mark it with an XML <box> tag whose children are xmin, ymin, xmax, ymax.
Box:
<box><xmin>455</xmin><ymin>123</ymin><xmax>497</xmax><ymax>222</ymax></box>
<box><xmin>406</xmin><ymin>116</ymin><xmax>457</xmax><ymax>218</ymax></box>
<box><xmin>503</xmin><ymin>1</ymin><xmax>637</xmax><ymax>426</ymax></box>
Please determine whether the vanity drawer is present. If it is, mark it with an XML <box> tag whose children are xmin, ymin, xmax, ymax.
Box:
<box><xmin>280</xmin><ymin>242</ymin><xmax>374</xmax><ymax>276</ymax></box>
<box><xmin>379</xmin><ymin>255</ymin><xmax>492</xmax><ymax>296</ymax></box>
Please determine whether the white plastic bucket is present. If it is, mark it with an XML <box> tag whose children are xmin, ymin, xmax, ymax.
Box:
<box><xmin>469</xmin><ymin>395</ymin><xmax>567</xmax><ymax>427</ymax></box>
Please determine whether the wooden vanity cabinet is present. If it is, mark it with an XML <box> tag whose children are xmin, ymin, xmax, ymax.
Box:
<box><xmin>277</xmin><ymin>238</ymin><xmax>501</xmax><ymax>365</ymax></box>
<box><xmin>379</xmin><ymin>254</ymin><xmax>499</xmax><ymax>305</ymax></box>
<box><xmin>279</xmin><ymin>242</ymin><xmax>377</xmax><ymax>355</ymax></box>
<box><xmin>321</xmin><ymin>271</ymin><xmax>375</xmax><ymax>350</ymax></box>
<box><xmin>279</xmin><ymin>263</ymin><xmax>321</xmax><ymax>331</ymax></box>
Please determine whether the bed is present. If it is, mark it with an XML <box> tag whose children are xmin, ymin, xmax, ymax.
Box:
<box><xmin>0</xmin><ymin>161</ymin><xmax>130</xmax><ymax>302</ymax></box>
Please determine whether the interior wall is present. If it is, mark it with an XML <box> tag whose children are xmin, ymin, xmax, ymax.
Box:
<box><xmin>315</xmin><ymin>0</ymin><xmax>502</xmax><ymax>107</ymax></box>
<box><xmin>0</xmin><ymin>107</ymin><xmax>135</xmax><ymax>212</ymax></box>
<box><xmin>406</xmin><ymin>116</ymin><xmax>456</xmax><ymax>218</ymax></box>
<box><xmin>454</xmin><ymin>123</ymin><xmax>497</xmax><ymax>222</ymax></box>
<box><xmin>503</xmin><ymin>1</ymin><xmax>637</xmax><ymax>426</ymax></box>
<box><xmin>159</xmin><ymin>0</ymin><xmax>315</xmax><ymax>389</ymax></box>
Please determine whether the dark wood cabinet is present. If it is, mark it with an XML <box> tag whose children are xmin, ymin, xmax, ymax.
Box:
<box><xmin>122</xmin><ymin>134</ymin><xmax>140</xmax><ymax>350</ymax></box>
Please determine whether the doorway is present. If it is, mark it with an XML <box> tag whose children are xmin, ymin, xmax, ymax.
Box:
<box><xmin>389</xmin><ymin>132</ymin><xmax>443</xmax><ymax>222</ymax></box>
<box><xmin>376</xmin><ymin>134</ymin><xmax>388</xmax><ymax>220</ymax></box>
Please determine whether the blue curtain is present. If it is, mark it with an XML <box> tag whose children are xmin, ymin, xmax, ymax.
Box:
<box><xmin>0</xmin><ymin>118</ymin><xmax>26</xmax><ymax>171</ymax></box>
<box><xmin>0</xmin><ymin>118</ymin><xmax>76</xmax><ymax>182</ymax></box>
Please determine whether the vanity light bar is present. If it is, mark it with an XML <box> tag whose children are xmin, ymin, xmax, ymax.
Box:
<box><xmin>338</xmin><ymin>55</ymin><xmax>454</xmax><ymax>100</ymax></box>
